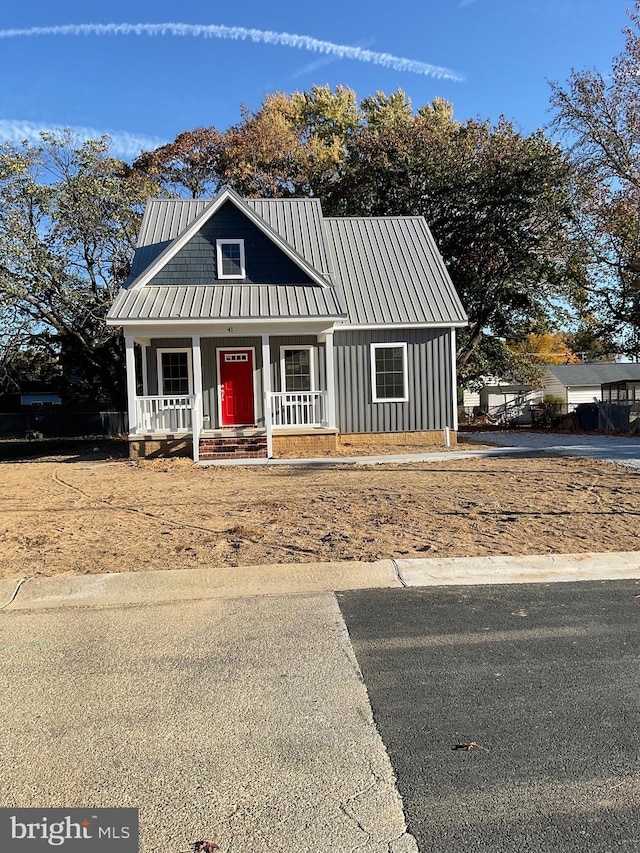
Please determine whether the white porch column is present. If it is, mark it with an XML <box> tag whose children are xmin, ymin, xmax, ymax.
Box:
<box><xmin>141</xmin><ymin>344</ymin><xmax>149</xmax><ymax>395</ymax></box>
<box><xmin>192</xmin><ymin>335</ymin><xmax>203</xmax><ymax>463</ymax></box>
<box><xmin>325</xmin><ymin>330</ymin><xmax>337</xmax><ymax>428</ymax></box>
<box><xmin>262</xmin><ymin>334</ymin><xmax>273</xmax><ymax>459</ymax></box>
<box><xmin>125</xmin><ymin>336</ymin><xmax>137</xmax><ymax>435</ymax></box>
<box><xmin>450</xmin><ymin>328</ymin><xmax>459</xmax><ymax>432</ymax></box>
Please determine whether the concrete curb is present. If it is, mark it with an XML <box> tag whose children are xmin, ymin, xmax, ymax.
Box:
<box><xmin>3</xmin><ymin>560</ymin><xmax>400</xmax><ymax>610</ymax></box>
<box><xmin>395</xmin><ymin>550</ymin><xmax>640</xmax><ymax>586</ymax></box>
<box><xmin>0</xmin><ymin>578</ymin><xmax>24</xmax><ymax>610</ymax></box>
<box><xmin>3</xmin><ymin>551</ymin><xmax>640</xmax><ymax>611</ymax></box>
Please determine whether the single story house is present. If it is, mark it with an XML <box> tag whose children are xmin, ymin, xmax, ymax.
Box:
<box><xmin>107</xmin><ymin>188</ymin><xmax>467</xmax><ymax>461</ymax></box>
<box><xmin>540</xmin><ymin>363</ymin><xmax>640</xmax><ymax>410</ymax></box>
<box><xmin>462</xmin><ymin>378</ymin><xmax>534</xmax><ymax>421</ymax></box>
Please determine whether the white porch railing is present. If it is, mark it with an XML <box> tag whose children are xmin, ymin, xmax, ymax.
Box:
<box><xmin>269</xmin><ymin>391</ymin><xmax>327</xmax><ymax>427</ymax></box>
<box><xmin>134</xmin><ymin>395</ymin><xmax>195</xmax><ymax>433</ymax></box>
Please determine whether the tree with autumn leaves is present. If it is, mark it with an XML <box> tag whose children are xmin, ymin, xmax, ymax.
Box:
<box><xmin>550</xmin><ymin>2</ymin><xmax>640</xmax><ymax>360</ymax></box>
<box><xmin>5</xmin><ymin>3</ymin><xmax>640</xmax><ymax>409</ymax></box>
<box><xmin>134</xmin><ymin>86</ymin><xmax>579</xmax><ymax>386</ymax></box>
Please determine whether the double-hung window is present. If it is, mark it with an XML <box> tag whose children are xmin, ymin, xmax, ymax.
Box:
<box><xmin>157</xmin><ymin>349</ymin><xmax>192</xmax><ymax>396</ymax></box>
<box><xmin>281</xmin><ymin>346</ymin><xmax>314</xmax><ymax>392</ymax></box>
<box><xmin>371</xmin><ymin>343</ymin><xmax>408</xmax><ymax>403</ymax></box>
<box><xmin>216</xmin><ymin>239</ymin><xmax>246</xmax><ymax>279</ymax></box>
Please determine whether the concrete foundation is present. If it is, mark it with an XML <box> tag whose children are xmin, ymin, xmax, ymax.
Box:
<box><xmin>128</xmin><ymin>436</ymin><xmax>192</xmax><ymax>460</ymax></box>
<box><xmin>339</xmin><ymin>430</ymin><xmax>455</xmax><ymax>448</ymax></box>
<box><xmin>130</xmin><ymin>429</ymin><xmax>455</xmax><ymax>460</ymax></box>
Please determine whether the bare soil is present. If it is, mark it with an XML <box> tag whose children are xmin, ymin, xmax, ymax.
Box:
<box><xmin>2</xmin><ymin>441</ymin><xmax>639</xmax><ymax>580</ymax></box>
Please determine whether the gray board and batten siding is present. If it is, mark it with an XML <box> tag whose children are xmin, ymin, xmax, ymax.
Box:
<box><xmin>146</xmin><ymin>329</ymin><xmax>451</xmax><ymax>433</ymax></box>
<box><xmin>334</xmin><ymin>328</ymin><xmax>454</xmax><ymax>434</ymax></box>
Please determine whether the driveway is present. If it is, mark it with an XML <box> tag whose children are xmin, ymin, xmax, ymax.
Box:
<box><xmin>465</xmin><ymin>430</ymin><xmax>640</xmax><ymax>471</ymax></box>
<box><xmin>0</xmin><ymin>592</ymin><xmax>417</xmax><ymax>853</ymax></box>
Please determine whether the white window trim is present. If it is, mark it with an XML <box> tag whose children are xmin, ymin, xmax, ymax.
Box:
<box><xmin>156</xmin><ymin>348</ymin><xmax>193</xmax><ymax>396</ymax></box>
<box><xmin>279</xmin><ymin>345</ymin><xmax>316</xmax><ymax>393</ymax></box>
<box><xmin>216</xmin><ymin>239</ymin><xmax>246</xmax><ymax>279</ymax></box>
<box><xmin>371</xmin><ymin>342</ymin><xmax>409</xmax><ymax>403</ymax></box>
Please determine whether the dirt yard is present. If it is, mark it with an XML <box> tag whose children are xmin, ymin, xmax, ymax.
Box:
<box><xmin>1</xmin><ymin>443</ymin><xmax>639</xmax><ymax>580</ymax></box>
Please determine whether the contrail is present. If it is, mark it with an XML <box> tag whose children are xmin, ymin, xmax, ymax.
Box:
<box><xmin>0</xmin><ymin>119</ymin><xmax>164</xmax><ymax>158</ymax></box>
<box><xmin>0</xmin><ymin>23</ymin><xmax>465</xmax><ymax>81</ymax></box>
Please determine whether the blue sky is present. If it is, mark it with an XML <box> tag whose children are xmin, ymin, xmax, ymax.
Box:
<box><xmin>0</xmin><ymin>0</ymin><xmax>631</xmax><ymax>159</ymax></box>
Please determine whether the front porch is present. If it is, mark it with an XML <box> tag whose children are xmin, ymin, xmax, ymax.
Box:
<box><xmin>128</xmin><ymin>422</ymin><xmax>340</xmax><ymax>461</ymax></box>
<box><xmin>125</xmin><ymin>330</ymin><xmax>338</xmax><ymax>460</ymax></box>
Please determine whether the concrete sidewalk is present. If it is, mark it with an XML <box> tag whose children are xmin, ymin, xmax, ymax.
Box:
<box><xmin>198</xmin><ymin>445</ymin><xmax>538</xmax><ymax>467</ymax></box>
<box><xmin>3</xmin><ymin>550</ymin><xmax>640</xmax><ymax>611</ymax></box>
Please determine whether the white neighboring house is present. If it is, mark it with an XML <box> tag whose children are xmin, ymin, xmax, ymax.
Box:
<box><xmin>540</xmin><ymin>363</ymin><xmax>640</xmax><ymax>409</ymax></box>
<box><xmin>463</xmin><ymin>362</ymin><xmax>640</xmax><ymax>421</ymax></box>
<box><xmin>462</xmin><ymin>377</ymin><xmax>537</xmax><ymax>422</ymax></box>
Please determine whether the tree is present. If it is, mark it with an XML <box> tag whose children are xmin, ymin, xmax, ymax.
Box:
<box><xmin>0</xmin><ymin>131</ymin><xmax>156</xmax><ymax>408</ymax></box>
<box><xmin>134</xmin><ymin>126</ymin><xmax>225</xmax><ymax>198</ymax></box>
<box><xmin>549</xmin><ymin>3</ymin><xmax>640</xmax><ymax>357</ymax></box>
<box><xmin>134</xmin><ymin>86</ymin><xmax>360</xmax><ymax>200</ymax></box>
<box><xmin>218</xmin><ymin>85</ymin><xmax>359</xmax><ymax>198</ymax></box>
<box><xmin>509</xmin><ymin>332</ymin><xmax>581</xmax><ymax>366</ymax></box>
<box><xmin>325</xmin><ymin>97</ymin><xmax>578</xmax><ymax>385</ymax></box>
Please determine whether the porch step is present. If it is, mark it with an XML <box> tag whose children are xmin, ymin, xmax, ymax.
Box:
<box><xmin>199</xmin><ymin>436</ymin><xmax>268</xmax><ymax>460</ymax></box>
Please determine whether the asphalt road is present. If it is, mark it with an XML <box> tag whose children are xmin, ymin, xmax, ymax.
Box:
<box><xmin>338</xmin><ymin>581</ymin><xmax>640</xmax><ymax>853</ymax></box>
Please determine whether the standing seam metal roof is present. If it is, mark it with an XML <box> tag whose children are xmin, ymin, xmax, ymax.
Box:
<box><xmin>108</xmin><ymin>194</ymin><xmax>467</xmax><ymax>326</ymax></box>
<box><xmin>323</xmin><ymin>217</ymin><xmax>467</xmax><ymax>326</ymax></box>
<box><xmin>109</xmin><ymin>284</ymin><xmax>345</xmax><ymax>321</ymax></box>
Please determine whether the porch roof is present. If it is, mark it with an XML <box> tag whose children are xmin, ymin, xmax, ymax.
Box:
<box><xmin>108</xmin><ymin>282</ymin><xmax>346</xmax><ymax>322</ymax></box>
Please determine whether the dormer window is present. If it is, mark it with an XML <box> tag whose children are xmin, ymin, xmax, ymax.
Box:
<box><xmin>216</xmin><ymin>239</ymin><xmax>246</xmax><ymax>279</ymax></box>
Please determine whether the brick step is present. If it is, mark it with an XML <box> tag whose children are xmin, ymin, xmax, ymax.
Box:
<box><xmin>199</xmin><ymin>437</ymin><xmax>268</xmax><ymax>459</ymax></box>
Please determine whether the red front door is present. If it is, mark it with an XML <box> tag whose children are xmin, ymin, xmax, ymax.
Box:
<box><xmin>219</xmin><ymin>350</ymin><xmax>255</xmax><ymax>425</ymax></box>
